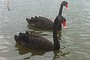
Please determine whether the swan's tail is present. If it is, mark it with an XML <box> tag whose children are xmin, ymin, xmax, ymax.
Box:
<box><xmin>14</xmin><ymin>32</ymin><xmax>29</xmax><ymax>44</ymax></box>
<box><xmin>26</xmin><ymin>16</ymin><xmax>38</xmax><ymax>24</ymax></box>
<box><xmin>14</xmin><ymin>35</ymin><xmax>20</xmax><ymax>43</ymax></box>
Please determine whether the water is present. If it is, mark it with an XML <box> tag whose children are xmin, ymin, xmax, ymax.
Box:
<box><xmin>0</xmin><ymin>0</ymin><xmax>90</xmax><ymax>60</ymax></box>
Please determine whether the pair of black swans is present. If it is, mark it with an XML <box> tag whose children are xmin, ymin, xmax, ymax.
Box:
<box><xmin>14</xmin><ymin>1</ymin><xmax>69</xmax><ymax>51</ymax></box>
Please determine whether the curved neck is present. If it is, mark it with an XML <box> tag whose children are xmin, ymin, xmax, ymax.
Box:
<box><xmin>58</xmin><ymin>4</ymin><xmax>63</xmax><ymax>15</ymax></box>
<box><xmin>53</xmin><ymin>18</ymin><xmax>60</xmax><ymax>50</ymax></box>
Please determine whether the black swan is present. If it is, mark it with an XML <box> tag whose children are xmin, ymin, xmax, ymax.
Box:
<box><xmin>26</xmin><ymin>1</ymin><xmax>68</xmax><ymax>30</ymax></box>
<box><xmin>14</xmin><ymin>15</ymin><xmax>66</xmax><ymax>51</ymax></box>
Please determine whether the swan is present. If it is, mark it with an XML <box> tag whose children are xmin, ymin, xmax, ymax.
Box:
<box><xmin>14</xmin><ymin>15</ymin><xmax>66</xmax><ymax>51</ymax></box>
<box><xmin>26</xmin><ymin>1</ymin><xmax>68</xmax><ymax>30</ymax></box>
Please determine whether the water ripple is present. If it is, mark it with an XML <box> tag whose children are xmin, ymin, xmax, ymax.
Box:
<box><xmin>0</xmin><ymin>39</ymin><xmax>12</xmax><ymax>45</ymax></box>
<box><xmin>0</xmin><ymin>46</ymin><xmax>8</xmax><ymax>49</ymax></box>
<box><xmin>74</xmin><ymin>51</ymin><xmax>90</xmax><ymax>59</ymax></box>
<box><xmin>0</xmin><ymin>57</ymin><xmax>6</xmax><ymax>60</ymax></box>
<box><xmin>0</xmin><ymin>35</ymin><xmax>4</xmax><ymax>39</ymax></box>
<box><xmin>83</xmin><ymin>42</ymin><xmax>90</xmax><ymax>45</ymax></box>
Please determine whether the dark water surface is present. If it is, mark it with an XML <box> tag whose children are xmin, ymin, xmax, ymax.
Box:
<box><xmin>0</xmin><ymin>0</ymin><xmax>90</xmax><ymax>60</ymax></box>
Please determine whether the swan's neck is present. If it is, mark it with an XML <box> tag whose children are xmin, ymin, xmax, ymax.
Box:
<box><xmin>53</xmin><ymin>18</ymin><xmax>60</xmax><ymax>50</ymax></box>
<box><xmin>58</xmin><ymin>4</ymin><xmax>63</xmax><ymax>15</ymax></box>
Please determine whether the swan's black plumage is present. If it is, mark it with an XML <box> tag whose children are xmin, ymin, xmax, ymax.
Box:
<box><xmin>26</xmin><ymin>1</ymin><xmax>68</xmax><ymax>30</ymax></box>
<box><xmin>14</xmin><ymin>32</ymin><xmax>53</xmax><ymax>50</ymax></box>
<box><xmin>14</xmin><ymin>16</ymin><xmax>66</xmax><ymax>51</ymax></box>
<box><xmin>26</xmin><ymin>16</ymin><xmax>53</xmax><ymax>29</ymax></box>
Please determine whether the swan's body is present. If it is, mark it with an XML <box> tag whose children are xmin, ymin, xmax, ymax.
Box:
<box><xmin>26</xmin><ymin>1</ymin><xmax>68</xmax><ymax>30</ymax></box>
<box><xmin>14</xmin><ymin>16</ymin><xmax>66</xmax><ymax>51</ymax></box>
<box><xmin>14</xmin><ymin>32</ymin><xmax>53</xmax><ymax>50</ymax></box>
<box><xmin>26</xmin><ymin>16</ymin><xmax>53</xmax><ymax>29</ymax></box>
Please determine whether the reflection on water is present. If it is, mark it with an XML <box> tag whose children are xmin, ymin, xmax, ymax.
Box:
<box><xmin>15</xmin><ymin>43</ymin><xmax>46</xmax><ymax>56</ymax></box>
<box><xmin>0</xmin><ymin>0</ymin><xmax>90</xmax><ymax>60</ymax></box>
<box><xmin>15</xmin><ymin>42</ymin><xmax>69</xmax><ymax>60</ymax></box>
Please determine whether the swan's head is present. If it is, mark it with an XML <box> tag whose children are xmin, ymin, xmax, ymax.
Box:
<box><xmin>58</xmin><ymin>15</ymin><xmax>66</xmax><ymax>29</ymax></box>
<box><xmin>61</xmin><ymin>1</ymin><xmax>69</xmax><ymax>10</ymax></box>
<box><xmin>61</xmin><ymin>19</ymin><xmax>66</xmax><ymax>29</ymax></box>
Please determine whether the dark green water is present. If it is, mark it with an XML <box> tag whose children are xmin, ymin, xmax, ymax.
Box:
<box><xmin>0</xmin><ymin>0</ymin><xmax>90</xmax><ymax>60</ymax></box>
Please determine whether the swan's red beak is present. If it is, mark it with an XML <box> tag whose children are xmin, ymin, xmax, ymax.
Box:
<box><xmin>66</xmin><ymin>4</ymin><xmax>69</xmax><ymax>10</ymax></box>
<box><xmin>62</xmin><ymin>20</ymin><xmax>66</xmax><ymax>29</ymax></box>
